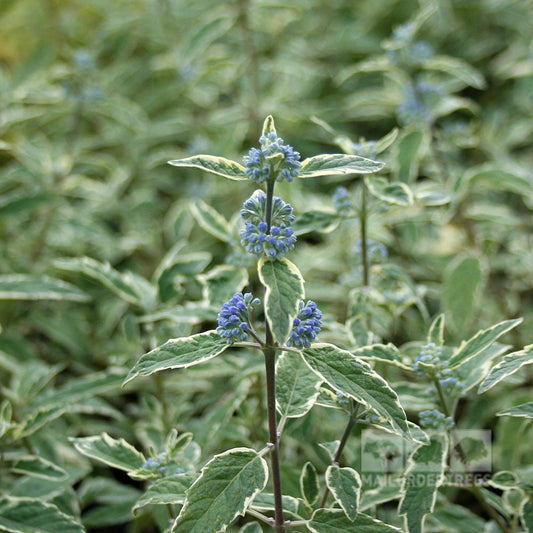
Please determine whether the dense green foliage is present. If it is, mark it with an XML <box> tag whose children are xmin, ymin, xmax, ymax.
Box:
<box><xmin>1</xmin><ymin>0</ymin><xmax>533</xmax><ymax>532</ymax></box>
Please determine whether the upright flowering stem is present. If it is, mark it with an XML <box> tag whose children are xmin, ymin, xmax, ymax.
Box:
<box><xmin>263</xmin><ymin>177</ymin><xmax>285</xmax><ymax>532</ymax></box>
<box><xmin>360</xmin><ymin>181</ymin><xmax>370</xmax><ymax>288</ymax></box>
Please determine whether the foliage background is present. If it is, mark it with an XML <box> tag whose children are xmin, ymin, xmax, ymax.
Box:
<box><xmin>1</xmin><ymin>0</ymin><xmax>533</xmax><ymax>531</ymax></box>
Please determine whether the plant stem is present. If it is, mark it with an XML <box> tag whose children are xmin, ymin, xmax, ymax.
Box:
<box><xmin>433</xmin><ymin>379</ymin><xmax>510</xmax><ymax>533</ymax></box>
<box><xmin>263</xmin><ymin>343</ymin><xmax>285</xmax><ymax>532</ymax></box>
<box><xmin>319</xmin><ymin>403</ymin><xmax>359</xmax><ymax>508</ymax></box>
<box><xmin>360</xmin><ymin>180</ymin><xmax>369</xmax><ymax>288</ymax></box>
<box><xmin>262</xmin><ymin>177</ymin><xmax>285</xmax><ymax>532</ymax></box>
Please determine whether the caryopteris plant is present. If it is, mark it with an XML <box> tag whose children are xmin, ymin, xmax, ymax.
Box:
<box><xmin>68</xmin><ymin>117</ymin><xmax>532</xmax><ymax>533</ymax></box>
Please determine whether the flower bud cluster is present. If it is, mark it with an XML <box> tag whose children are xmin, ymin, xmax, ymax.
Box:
<box><xmin>142</xmin><ymin>453</ymin><xmax>185</xmax><ymax>477</ymax></box>
<box><xmin>335</xmin><ymin>391</ymin><xmax>350</xmax><ymax>407</ymax></box>
<box><xmin>243</xmin><ymin>132</ymin><xmax>301</xmax><ymax>183</ymax></box>
<box><xmin>363</xmin><ymin>409</ymin><xmax>381</xmax><ymax>424</ymax></box>
<box><xmin>413</xmin><ymin>342</ymin><xmax>465</xmax><ymax>398</ymax></box>
<box><xmin>332</xmin><ymin>186</ymin><xmax>354</xmax><ymax>216</ymax></box>
<box><xmin>239</xmin><ymin>192</ymin><xmax>296</xmax><ymax>260</ymax></box>
<box><xmin>413</xmin><ymin>342</ymin><xmax>447</xmax><ymax>376</ymax></box>
<box><xmin>428</xmin><ymin>376</ymin><xmax>466</xmax><ymax>398</ymax></box>
<box><xmin>217</xmin><ymin>292</ymin><xmax>261</xmax><ymax>345</ymax></box>
<box><xmin>287</xmin><ymin>300</ymin><xmax>322</xmax><ymax>349</ymax></box>
<box><xmin>419</xmin><ymin>409</ymin><xmax>454</xmax><ymax>431</ymax></box>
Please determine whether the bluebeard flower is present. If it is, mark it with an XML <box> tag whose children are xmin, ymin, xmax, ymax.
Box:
<box><xmin>287</xmin><ymin>300</ymin><xmax>322</xmax><ymax>348</ymax></box>
<box><xmin>243</xmin><ymin>131</ymin><xmax>301</xmax><ymax>183</ymax></box>
<box><xmin>412</xmin><ymin>342</ymin><xmax>445</xmax><ymax>376</ymax></box>
<box><xmin>239</xmin><ymin>191</ymin><xmax>296</xmax><ymax>260</ymax></box>
<box><xmin>428</xmin><ymin>376</ymin><xmax>466</xmax><ymax>398</ymax></box>
<box><xmin>419</xmin><ymin>409</ymin><xmax>454</xmax><ymax>431</ymax></box>
<box><xmin>217</xmin><ymin>292</ymin><xmax>261</xmax><ymax>344</ymax></box>
<box><xmin>333</xmin><ymin>186</ymin><xmax>354</xmax><ymax>216</ymax></box>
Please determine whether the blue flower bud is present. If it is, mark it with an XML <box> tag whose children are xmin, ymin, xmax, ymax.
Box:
<box><xmin>239</xmin><ymin>191</ymin><xmax>297</xmax><ymax>260</ymax></box>
<box><xmin>286</xmin><ymin>300</ymin><xmax>323</xmax><ymax>349</ymax></box>
<box><xmin>243</xmin><ymin>133</ymin><xmax>301</xmax><ymax>183</ymax></box>
<box><xmin>217</xmin><ymin>292</ymin><xmax>261</xmax><ymax>344</ymax></box>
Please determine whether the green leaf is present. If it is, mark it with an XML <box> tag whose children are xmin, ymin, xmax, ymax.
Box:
<box><xmin>157</xmin><ymin>251</ymin><xmax>211</xmax><ymax>302</ymax></box>
<box><xmin>300</xmin><ymin>462</ymin><xmax>320</xmax><ymax>506</ymax></box>
<box><xmin>497</xmin><ymin>402</ymin><xmax>533</xmax><ymax>419</ymax></box>
<box><xmin>399</xmin><ymin>436</ymin><xmax>447</xmax><ymax>533</ymax></box>
<box><xmin>199</xmin><ymin>265</ymin><xmax>249</xmax><ymax>306</ymax></box>
<box><xmin>249</xmin><ymin>493</ymin><xmax>300</xmax><ymax>517</ymax></box>
<box><xmin>54</xmin><ymin>257</ymin><xmax>155</xmax><ymax>308</ymax></box>
<box><xmin>353</xmin><ymin>344</ymin><xmax>411</xmax><ymax>371</ymax></box>
<box><xmin>0</xmin><ymin>275</ymin><xmax>89</xmax><ymax>302</ymax></box>
<box><xmin>168</xmin><ymin>155</ymin><xmax>248</xmax><ymax>181</ymax></box>
<box><xmin>360</xmin><ymin>479</ymin><xmax>403</xmax><ymax>512</ymax></box>
<box><xmin>258</xmin><ymin>258</ymin><xmax>305</xmax><ymax>345</ymax></box>
<box><xmin>301</xmin><ymin>344</ymin><xmax>412</xmax><ymax>440</ymax></box>
<box><xmin>521</xmin><ymin>497</ymin><xmax>533</xmax><ymax>532</ymax></box>
<box><xmin>0</xmin><ymin>496</ymin><xmax>84</xmax><ymax>533</ymax></box>
<box><xmin>395</xmin><ymin>130</ymin><xmax>424</xmax><ymax>183</ymax></box>
<box><xmin>465</xmin><ymin>167</ymin><xmax>533</xmax><ymax>197</ymax></box>
<box><xmin>431</xmin><ymin>503</ymin><xmax>486</xmax><ymax>533</ymax></box>
<box><xmin>11</xmin><ymin>456</ymin><xmax>67</xmax><ymax>481</ymax></box>
<box><xmin>124</xmin><ymin>330</ymin><xmax>229</xmax><ymax>385</ymax></box>
<box><xmin>325</xmin><ymin>465</ymin><xmax>361</xmax><ymax>521</ymax></box>
<box><xmin>299</xmin><ymin>154</ymin><xmax>384</xmax><ymax>178</ymax></box>
<box><xmin>239</xmin><ymin>523</ymin><xmax>263</xmax><ymax>533</ymax></box>
<box><xmin>308</xmin><ymin>509</ymin><xmax>402</xmax><ymax>532</ymax></box>
<box><xmin>276</xmin><ymin>350</ymin><xmax>321</xmax><ymax>419</ymax></box>
<box><xmin>172</xmin><ymin>448</ymin><xmax>268</xmax><ymax>533</ymax></box>
<box><xmin>449</xmin><ymin>318</ymin><xmax>523</xmax><ymax>370</ymax></box>
<box><xmin>365</xmin><ymin>176</ymin><xmax>413</xmax><ymax>206</ymax></box>
<box><xmin>428</xmin><ymin>314</ymin><xmax>445</xmax><ymax>346</ymax></box>
<box><xmin>423</xmin><ymin>55</ymin><xmax>486</xmax><ymax>89</ymax></box>
<box><xmin>293</xmin><ymin>210</ymin><xmax>340</xmax><ymax>235</ymax></box>
<box><xmin>190</xmin><ymin>199</ymin><xmax>232</xmax><ymax>242</ymax></box>
<box><xmin>0</xmin><ymin>191</ymin><xmax>54</xmax><ymax>217</ymax></box>
<box><xmin>375</xmin><ymin>128</ymin><xmax>400</xmax><ymax>154</ymax></box>
<box><xmin>262</xmin><ymin>115</ymin><xmax>277</xmax><ymax>137</ymax></box>
<box><xmin>132</xmin><ymin>473</ymin><xmax>196</xmax><ymax>515</ymax></box>
<box><xmin>443</xmin><ymin>255</ymin><xmax>483</xmax><ymax>333</ymax></box>
<box><xmin>70</xmin><ymin>433</ymin><xmax>145</xmax><ymax>472</ymax></box>
<box><xmin>479</xmin><ymin>345</ymin><xmax>533</xmax><ymax>393</ymax></box>
<box><xmin>489</xmin><ymin>471</ymin><xmax>519</xmax><ymax>489</ymax></box>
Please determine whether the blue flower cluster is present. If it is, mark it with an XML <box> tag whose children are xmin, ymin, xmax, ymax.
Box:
<box><xmin>243</xmin><ymin>131</ymin><xmax>301</xmax><ymax>183</ymax></box>
<box><xmin>239</xmin><ymin>192</ymin><xmax>296</xmax><ymax>260</ymax></box>
<box><xmin>332</xmin><ymin>186</ymin><xmax>354</xmax><ymax>216</ymax></box>
<box><xmin>142</xmin><ymin>453</ymin><xmax>185</xmax><ymax>477</ymax></box>
<box><xmin>413</xmin><ymin>342</ymin><xmax>446</xmax><ymax>376</ymax></box>
<box><xmin>413</xmin><ymin>342</ymin><xmax>466</xmax><ymax>398</ymax></box>
<box><xmin>397</xmin><ymin>80</ymin><xmax>443</xmax><ymax>126</ymax></box>
<box><xmin>428</xmin><ymin>377</ymin><xmax>466</xmax><ymax>398</ymax></box>
<box><xmin>335</xmin><ymin>391</ymin><xmax>350</xmax><ymax>407</ymax></box>
<box><xmin>287</xmin><ymin>300</ymin><xmax>322</xmax><ymax>348</ymax></box>
<box><xmin>217</xmin><ymin>292</ymin><xmax>261</xmax><ymax>345</ymax></box>
<box><xmin>419</xmin><ymin>409</ymin><xmax>454</xmax><ymax>431</ymax></box>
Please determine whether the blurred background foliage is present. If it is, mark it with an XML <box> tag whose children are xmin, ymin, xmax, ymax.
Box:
<box><xmin>1</xmin><ymin>0</ymin><xmax>533</xmax><ymax>531</ymax></box>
